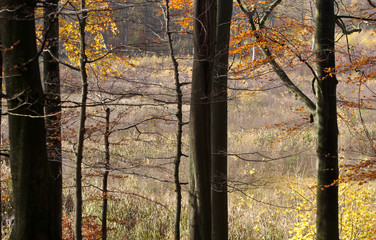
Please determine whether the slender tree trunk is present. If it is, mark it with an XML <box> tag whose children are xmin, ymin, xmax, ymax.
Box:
<box><xmin>0</xmin><ymin>37</ymin><xmax>2</xmax><ymax>240</ymax></box>
<box><xmin>189</xmin><ymin>0</ymin><xmax>216</xmax><ymax>239</ymax></box>
<box><xmin>75</xmin><ymin>1</ymin><xmax>88</xmax><ymax>239</ymax></box>
<box><xmin>211</xmin><ymin>0</ymin><xmax>232</xmax><ymax>239</ymax></box>
<box><xmin>164</xmin><ymin>1</ymin><xmax>183</xmax><ymax>239</ymax></box>
<box><xmin>101</xmin><ymin>107</ymin><xmax>110</xmax><ymax>240</ymax></box>
<box><xmin>315</xmin><ymin>1</ymin><xmax>339</xmax><ymax>239</ymax></box>
<box><xmin>0</xmin><ymin>1</ymin><xmax>58</xmax><ymax>239</ymax></box>
<box><xmin>43</xmin><ymin>1</ymin><xmax>62</xmax><ymax>238</ymax></box>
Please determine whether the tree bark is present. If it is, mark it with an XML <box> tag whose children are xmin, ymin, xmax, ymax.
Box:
<box><xmin>189</xmin><ymin>0</ymin><xmax>216</xmax><ymax>239</ymax></box>
<box><xmin>0</xmin><ymin>1</ymin><xmax>58</xmax><ymax>239</ymax></box>
<box><xmin>75</xmin><ymin>1</ymin><xmax>88</xmax><ymax>239</ymax></box>
<box><xmin>211</xmin><ymin>0</ymin><xmax>232</xmax><ymax>239</ymax></box>
<box><xmin>315</xmin><ymin>1</ymin><xmax>339</xmax><ymax>239</ymax></box>
<box><xmin>0</xmin><ymin>35</ymin><xmax>2</xmax><ymax>240</ymax></box>
<box><xmin>43</xmin><ymin>1</ymin><xmax>62</xmax><ymax>238</ymax></box>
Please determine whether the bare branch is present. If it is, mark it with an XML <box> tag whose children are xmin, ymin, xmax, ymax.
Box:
<box><xmin>259</xmin><ymin>0</ymin><xmax>282</xmax><ymax>27</ymax></box>
<box><xmin>367</xmin><ymin>0</ymin><xmax>376</xmax><ymax>8</ymax></box>
<box><xmin>336</xmin><ymin>18</ymin><xmax>361</xmax><ymax>35</ymax></box>
<box><xmin>337</xmin><ymin>15</ymin><xmax>376</xmax><ymax>22</ymax></box>
<box><xmin>43</xmin><ymin>49</ymin><xmax>80</xmax><ymax>71</ymax></box>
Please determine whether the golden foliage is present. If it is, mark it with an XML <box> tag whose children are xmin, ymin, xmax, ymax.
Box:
<box><xmin>289</xmin><ymin>181</ymin><xmax>376</xmax><ymax>239</ymax></box>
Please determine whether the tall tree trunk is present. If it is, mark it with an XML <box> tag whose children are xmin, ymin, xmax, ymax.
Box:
<box><xmin>101</xmin><ymin>107</ymin><xmax>110</xmax><ymax>240</ymax></box>
<box><xmin>43</xmin><ymin>1</ymin><xmax>62</xmax><ymax>239</ymax></box>
<box><xmin>315</xmin><ymin>0</ymin><xmax>339</xmax><ymax>239</ymax></box>
<box><xmin>164</xmin><ymin>0</ymin><xmax>184</xmax><ymax>239</ymax></box>
<box><xmin>211</xmin><ymin>0</ymin><xmax>232</xmax><ymax>239</ymax></box>
<box><xmin>75</xmin><ymin>1</ymin><xmax>88</xmax><ymax>239</ymax></box>
<box><xmin>0</xmin><ymin>36</ymin><xmax>2</xmax><ymax>240</ymax></box>
<box><xmin>0</xmin><ymin>1</ymin><xmax>58</xmax><ymax>239</ymax></box>
<box><xmin>189</xmin><ymin>0</ymin><xmax>216</xmax><ymax>239</ymax></box>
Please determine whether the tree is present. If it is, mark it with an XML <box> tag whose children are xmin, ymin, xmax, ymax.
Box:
<box><xmin>235</xmin><ymin>0</ymin><xmax>339</xmax><ymax>239</ymax></box>
<box><xmin>189</xmin><ymin>0</ymin><xmax>216</xmax><ymax>238</ymax></box>
<box><xmin>101</xmin><ymin>107</ymin><xmax>111</xmax><ymax>240</ymax></box>
<box><xmin>315</xmin><ymin>0</ymin><xmax>339</xmax><ymax>239</ymax></box>
<box><xmin>163</xmin><ymin>0</ymin><xmax>185</xmax><ymax>239</ymax></box>
<box><xmin>75</xmin><ymin>0</ymin><xmax>89</xmax><ymax>239</ymax></box>
<box><xmin>59</xmin><ymin>1</ymin><xmax>123</xmax><ymax>238</ymax></box>
<box><xmin>211</xmin><ymin>0</ymin><xmax>233</xmax><ymax>239</ymax></box>
<box><xmin>0</xmin><ymin>0</ymin><xmax>58</xmax><ymax>239</ymax></box>
<box><xmin>43</xmin><ymin>0</ymin><xmax>63</xmax><ymax>238</ymax></box>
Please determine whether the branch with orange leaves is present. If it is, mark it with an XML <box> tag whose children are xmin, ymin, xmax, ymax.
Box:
<box><xmin>236</xmin><ymin>0</ymin><xmax>316</xmax><ymax>116</ymax></box>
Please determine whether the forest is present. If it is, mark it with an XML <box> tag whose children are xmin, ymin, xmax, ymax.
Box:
<box><xmin>0</xmin><ymin>0</ymin><xmax>376</xmax><ymax>239</ymax></box>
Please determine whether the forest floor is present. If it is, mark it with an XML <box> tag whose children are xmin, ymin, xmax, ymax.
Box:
<box><xmin>1</xmin><ymin>56</ymin><xmax>376</xmax><ymax>239</ymax></box>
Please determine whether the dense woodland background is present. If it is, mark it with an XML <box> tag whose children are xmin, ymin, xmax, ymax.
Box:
<box><xmin>1</xmin><ymin>0</ymin><xmax>376</xmax><ymax>239</ymax></box>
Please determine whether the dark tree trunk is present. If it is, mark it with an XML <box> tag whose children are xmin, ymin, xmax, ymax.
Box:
<box><xmin>101</xmin><ymin>107</ymin><xmax>110</xmax><ymax>240</ymax></box>
<box><xmin>75</xmin><ymin>1</ymin><xmax>88</xmax><ymax>239</ymax></box>
<box><xmin>211</xmin><ymin>0</ymin><xmax>232</xmax><ymax>239</ymax></box>
<box><xmin>164</xmin><ymin>0</ymin><xmax>184</xmax><ymax>239</ymax></box>
<box><xmin>0</xmin><ymin>1</ymin><xmax>58</xmax><ymax>239</ymax></box>
<box><xmin>189</xmin><ymin>0</ymin><xmax>216</xmax><ymax>239</ymax></box>
<box><xmin>43</xmin><ymin>1</ymin><xmax>62</xmax><ymax>238</ymax></box>
<box><xmin>315</xmin><ymin>1</ymin><xmax>339</xmax><ymax>239</ymax></box>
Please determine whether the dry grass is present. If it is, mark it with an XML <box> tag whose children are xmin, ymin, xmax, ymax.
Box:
<box><xmin>1</xmin><ymin>55</ymin><xmax>375</xmax><ymax>239</ymax></box>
